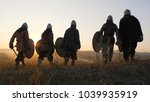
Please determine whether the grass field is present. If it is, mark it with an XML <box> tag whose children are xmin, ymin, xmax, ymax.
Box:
<box><xmin>0</xmin><ymin>49</ymin><xmax>150</xmax><ymax>85</ymax></box>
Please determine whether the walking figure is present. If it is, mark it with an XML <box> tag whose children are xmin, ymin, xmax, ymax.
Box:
<box><xmin>37</xmin><ymin>23</ymin><xmax>54</xmax><ymax>66</ymax></box>
<box><xmin>99</xmin><ymin>15</ymin><xmax>120</xmax><ymax>64</ymax></box>
<box><xmin>119</xmin><ymin>9</ymin><xmax>143</xmax><ymax>63</ymax></box>
<box><xmin>9</xmin><ymin>23</ymin><xmax>29</xmax><ymax>67</ymax></box>
<box><xmin>61</xmin><ymin>20</ymin><xmax>81</xmax><ymax>66</ymax></box>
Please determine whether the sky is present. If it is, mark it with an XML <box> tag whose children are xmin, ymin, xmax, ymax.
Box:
<box><xmin>0</xmin><ymin>0</ymin><xmax>150</xmax><ymax>52</ymax></box>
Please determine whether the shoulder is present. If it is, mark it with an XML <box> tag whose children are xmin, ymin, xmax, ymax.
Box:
<box><xmin>102</xmin><ymin>23</ymin><xmax>107</xmax><ymax>28</ymax></box>
<box><xmin>120</xmin><ymin>16</ymin><xmax>126</xmax><ymax>22</ymax></box>
<box><xmin>66</xmin><ymin>28</ymin><xmax>70</xmax><ymax>32</ymax></box>
<box><xmin>131</xmin><ymin>15</ymin><xmax>139</xmax><ymax>21</ymax></box>
<box><xmin>75</xmin><ymin>28</ymin><xmax>79</xmax><ymax>32</ymax></box>
<box><xmin>113</xmin><ymin>23</ymin><xmax>118</xmax><ymax>29</ymax></box>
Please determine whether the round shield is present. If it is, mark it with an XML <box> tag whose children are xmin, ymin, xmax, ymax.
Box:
<box><xmin>25</xmin><ymin>39</ymin><xmax>34</xmax><ymax>59</ymax></box>
<box><xmin>36</xmin><ymin>40</ymin><xmax>41</xmax><ymax>55</ymax></box>
<box><xmin>55</xmin><ymin>37</ymin><xmax>65</xmax><ymax>57</ymax></box>
<box><xmin>92</xmin><ymin>31</ymin><xmax>103</xmax><ymax>52</ymax></box>
<box><xmin>35</xmin><ymin>40</ymin><xmax>52</xmax><ymax>57</ymax></box>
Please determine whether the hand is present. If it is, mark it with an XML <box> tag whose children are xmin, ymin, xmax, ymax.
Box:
<box><xmin>138</xmin><ymin>35</ymin><xmax>143</xmax><ymax>42</ymax></box>
<box><xmin>115</xmin><ymin>41</ymin><xmax>119</xmax><ymax>45</ymax></box>
<box><xmin>77</xmin><ymin>44</ymin><xmax>81</xmax><ymax>49</ymax></box>
<box><xmin>9</xmin><ymin>44</ymin><xmax>14</xmax><ymax>49</ymax></box>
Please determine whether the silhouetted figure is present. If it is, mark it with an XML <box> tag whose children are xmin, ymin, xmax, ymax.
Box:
<box><xmin>9</xmin><ymin>23</ymin><xmax>29</xmax><ymax>67</ymax></box>
<box><xmin>62</xmin><ymin>20</ymin><xmax>81</xmax><ymax>66</ymax></box>
<box><xmin>37</xmin><ymin>23</ymin><xmax>54</xmax><ymax>66</ymax></box>
<box><xmin>99</xmin><ymin>15</ymin><xmax>119</xmax><ymax>64</ymax></box>
<box><xmin>119</xmin><ymin>9</ymin><xmax>143</xmax><ymax>63</ymax></box>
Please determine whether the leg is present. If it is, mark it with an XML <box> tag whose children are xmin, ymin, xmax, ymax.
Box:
<box><xmin>108</xmin><ymin>43</ymin><xmax>114</xmax><ymax>62</ymax></box>
<box><xmin>15</xmin><ymin>57</ymin><xmax>20</xmax><ymax>67</ymax></box>
<box><xmin>102</xmin><ymin>43</ymin><xmax>109</xmax><ymax>64</ymax></box>
<box><xmin>71</xmin><ymin>51</ymin><xmax>77</xmax><ymax>66</ymax></box>
<box><xmin>37</xmin><ymin>58</ymin><xmax>42</xmax><ymax>66</ymax></box>
<box><xmin>20</xmin><ymin>52</ymin><xmax>25</xmax><ymax>66</ymax></box>
<box><xmin>96</xmin><ymin>52</ymin><xmax>100</xmax><ymax>63</ymax></box>
<box><xmin>129</xmin><ymin>42</ymin><xmax>137</xmax><ymax>61</ymax></box>
<box><xmin>71</xmin><ymin>60</ymin><xmax>75</xmax><ymax>66</ymax></box>
<box><xmin>15</xmin><ymin>51</ymin><xmax>24</xmax><ymax>67</ymax></box>
<box><xmin>21</xmin><ymin>60</ymin><xmax>25</xmax><ymax>66</ymax></box>
<box><xmin>63</xmin><ymin>50</ymin><xmax>71</xmax><ymax>65</ymax></box>
<box><xmin>47</xmin><ymin>49</ymin><xmax>54</xmax><ymax>63</ymax></box>
<box><xmin>47</xmin><ymin>55</ymin><xmax>53</xmax><ymax>63</ymax></box>
<box><xmin>122</xmin><ymin>42</ymin><xmax>129</xmax><ymax>63</ymax></box>
<box><xmin>64</xmin><ymin>57</ymin><xmax>69</xmax><ymax>65</ymax></box>
<box><xmin>37</xmin><ymin>51</ymin><xmax>44</xmax><ymax>66</ymax></box>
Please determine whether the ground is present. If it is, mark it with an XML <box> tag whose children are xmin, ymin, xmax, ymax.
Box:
<box><xmin>0</xmin><ymin>49</ymin><xmax>150</xmax><ymax>85</ymax></box>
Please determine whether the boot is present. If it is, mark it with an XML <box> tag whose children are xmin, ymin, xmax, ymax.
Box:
<box><xmin>15</xmin><ymin>58</ymin><xmax>20</xmax><ymax>67</ymax></box>
<box><xmin>21</xmin><ymin>60</ymin><xmax>25</xmax><ymax>66</ymax></box>
<box><xmin>47</xmin><ymin>55</ymin><xmax>53</xmax><ymax>64</ymax></box>
<box><xmin>103</xmin><ymin>57</ymin><xmax>108</xmax><ymax>65</ymax></box>
<box><xmin>15</xmin><ymin>61</ymin><xmax>20</xmax><ymax>67</ymax></box>
<box><xmin>71</xmin><ymin>60</ymin><xmax>75</xmax><ymax>66</ymax></box>
<box><xmin>64</xmin><ymin>57</ymin><xmax>69</xmax><ymax>65</ymax></box>
<box><xmin>37</xmin><ymin>59</ymin><xmax>42</xmax><ymax>66</ymax></box>
<box><xmin>108</xmin><ymin>57</ymin><xmax>112</xmax><ymax>63</ymax></box>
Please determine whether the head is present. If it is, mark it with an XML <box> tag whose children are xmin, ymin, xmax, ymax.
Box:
<box><xmin>47</xmin><ymin>23</ymin><xmax>52</xmax><ymax>29</ymax></box>
<box><xmin>71</xmin><ymin>20</ymin><xmax>76</xmax><ymax>28</ymax></box>
<box><xmin>124</xmin><ymin>9</ymin><xmax>131</xmax><ymax>16</ymax></box>
<box><xmin>21</xmin><ymin>22</ymin><xmax>28</xmax><ymax>30</ymax></box>
<box><xmin>106</xmin><ymin>15</ymin><xmax>113</xmax><ymax>23</ymax></box>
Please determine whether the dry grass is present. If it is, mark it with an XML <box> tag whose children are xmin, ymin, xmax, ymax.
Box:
<box><xmin>0</xmin><ymin>49</ymin><xmax>150</xmax><ymax>85</ymax></box>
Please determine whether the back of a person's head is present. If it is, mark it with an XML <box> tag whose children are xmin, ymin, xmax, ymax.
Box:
<box><xmin>21</xmin><ymin>22</ymin><xmax>28</xmax><ymax>29</ymax></box>
<box><xmin>124</xmin><ymin>9</ymin><xmax>131</xmax><ymax>16</ymax></box>
<box><xmin>107</xmin><ymin>15</ymin><xmax>113</xmax><ymax>21</ymax></box>
<box><xmin>47</xmin><ymin>23</ymin><xmax>52</xmax><ymax>29</ymax></box>
<box><xmin>71</xmin><ymin>20</ymin><xmax>77</xmax><ymax>28</ymax></box>
<box><xmin>71</xmin><ymin>20</ymin><xmax>76</xmax><ymax>26</ymax></box>
<box><xmin>18</xmin><ymin>22</ymin><xmax>28</xmax><ymax>32</ymax></box>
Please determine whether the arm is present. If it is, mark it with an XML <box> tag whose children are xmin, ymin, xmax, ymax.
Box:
<box><xmin>115</xmin><ymin>25</ymin><xmax>122</xmax><ymax>52</ymax></box>
<box><xmin>136</xmin><ymin>18</ymin><xmax>143</xmax><ymax>42</ymax></box>
<box><xmin>115</xmin><ymin>25</ymin><xmax>120</xmax><ymax>42</ymax></box>
<box><xmin>9</xmin><ymin>31</ymin><xmax>17</xmax><ymax>49</ymax></box>
<box><xmin>24</xmin><ymin>31</ymin><xmax>29</xmax><ymax>43</ymax></box>
<box><xmin>119</xmin><ymin>19</ymin><xmax>124</xmax><ymax>41</ymax></box>
<box><xmin>76</xmin><ymin>30</ymin><xmax>81</xmax><ymax>49</ymax></box>
<box><xmin>99</xmin><ymin>24</ymin><xmax>104</xmax><ymax>37</ymax></box>
<box><xmin>49</xmin><ymin>32</ymin><xmax>54</xmax><ymax>48</ymax></box>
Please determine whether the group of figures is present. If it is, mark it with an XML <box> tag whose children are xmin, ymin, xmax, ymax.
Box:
<box><xmin>9</xmin><ymin>9</ymin><xmax>143</xmax><ymax>67</ymax></box>
<box><xmin>9</xmin><ymin>20</ymin><xmax>81</xmax><ymax>67</ymax></box>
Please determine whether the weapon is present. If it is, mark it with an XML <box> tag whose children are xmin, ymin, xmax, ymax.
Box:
<box><xmin>24</xmin><ymin>39</ymin><xmax>34</xmax><ymax>59</ymax></box>
<box><xmin>12</xmin><ymin>48</ymin><xmax>17</xmax><ymax>56</ymax></box>
<box><xmin>55</xmin><ymin>37</ymin><xmax>65</xmax><ymax>57</ymax></box>
<box><xmin>92</xmin><ymin>31</ymin><xmax>103</xmax><ymax>52</ymax></box>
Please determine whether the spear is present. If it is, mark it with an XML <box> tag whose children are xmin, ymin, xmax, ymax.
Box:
<box><xmin>12</xmin><ymin>48</ymin><xmax>17</xmax><ymax>56</ymax></box>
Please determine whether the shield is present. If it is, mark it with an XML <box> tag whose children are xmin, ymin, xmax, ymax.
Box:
<box><xmin>55</xmin><ymin>37</ymin><xmax>65</xmax><ymax>57</ymax></box>
<box><xmin>92</xmin><ymin>31</ymin><xmax>103</xmax><ymax>52</ymax></box>
<box><xmin>35</xmin><ymin>40</ymin><xmax>41</xmax><ymax>55</ymax></box>
<box><xmin>35</xmin><ymin>40</ymin><xmax>52</xmax><ymax>57</ymax></box>
<box><xmin>24</xmin><ymin>39</ymin><xmax>34</xmax><ymax>59</ymax></box>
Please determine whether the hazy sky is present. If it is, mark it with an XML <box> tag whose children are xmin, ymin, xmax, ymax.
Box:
<box><xmin>0</xmin><ymin>0</ymin><xmax>150</xmax><ymax>52</ymax></box>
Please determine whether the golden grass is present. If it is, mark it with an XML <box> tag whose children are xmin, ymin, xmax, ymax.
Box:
<box><xmin>0</xmin><ymin>49</ymin><xmax>150</xmax><ymax>85</ymax></box>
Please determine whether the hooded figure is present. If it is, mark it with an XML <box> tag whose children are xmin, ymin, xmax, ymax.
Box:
<box><xmin>119</xmin><ymin>9</ymin><xmax>143</xmax><ymax>63</ymax></box>
<box><xmin>61</xmin><ymin>20</ymin><xmax>81</xmax><ymax>66</ymax></box>
<box><xmin>99</xmin><ymin>15</ymin><xmax>119</xmax><ymax>64</ymax></box>
<box><xmin>9</xmin><ymin>22</ymin><xmax>29</xmax><ymax>66</ymax></box>
<box><xmin>37</xmin><ymin>23</ymin><xmax>54</xmax><ymax>66</ymax></box>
